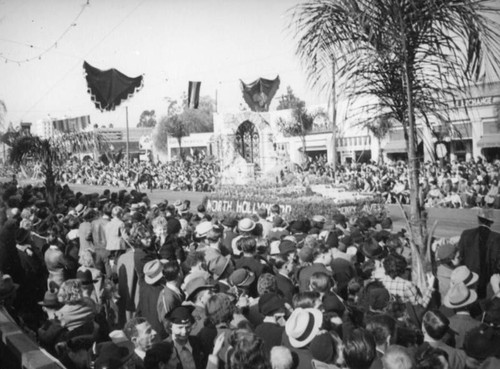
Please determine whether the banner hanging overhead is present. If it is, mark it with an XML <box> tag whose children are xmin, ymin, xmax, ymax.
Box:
<box><xmin>83</xmin><ymin>61</ymin><xmax>144</xmax><ymax>112</ymax></box>
<box><xmin>240</xmin><ymin>76</ymin><xmax>280</xmax><ymax>112</ymax></box>
<box><xmin>188</xmin><ymin>81</ymin><xmax>201</xmax><ymax>109</ymax></box>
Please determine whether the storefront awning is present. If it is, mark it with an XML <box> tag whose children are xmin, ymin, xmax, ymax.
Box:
<box><xmin>383</xmin><ymin>140</ymin><xmax>407</xmax><ymax>153</ymax></box>
<box><xmin>477</xmin><ymin>135</ymin><xmax>500</xmax><ymax>148</ymax></box>
<box><xmin>299</xmin><ymin>145</ymin><xmax>327</xmax><ymax>152</ymax></box>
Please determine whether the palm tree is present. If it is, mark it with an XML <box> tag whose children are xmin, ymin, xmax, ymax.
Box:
<box><xmin>364</xmin><ymin>114</ymin><xmax>393</xmax><ymax>165</ymax></box>
<box><xmin>9</xmin><ymin>132</ymin><xmax>106</xmax><ymax>207</ymax></box>
<box><xmin>290</xmin><ymin>0</ymin><xmax>500</xmax><ymax>251</ymax></box>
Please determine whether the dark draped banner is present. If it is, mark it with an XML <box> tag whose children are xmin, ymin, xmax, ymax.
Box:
<box><xmin>240</xmin><ymin>76</ymin><xmax>280</xmax><ymax>112</ymax></box>
<box><xmin>83</xmin><ymin>61</ymin><xmax>144</xmax><ymax>112</ymax></box>
<box><xmin>188</xmin><ymin>81</ymin><xmax>201</xmax><ymax>109</ymax></box>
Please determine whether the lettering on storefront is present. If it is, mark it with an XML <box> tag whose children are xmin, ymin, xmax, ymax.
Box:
<box><xmin>455</xmin><ymin>97</ymin><xmax>495</xmax><ymax>107</ymax></box>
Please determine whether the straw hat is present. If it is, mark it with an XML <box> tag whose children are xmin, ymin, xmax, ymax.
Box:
<box><xmin>444</xmin><ymin>282</ymin><xmax>477</xmax><ymax>309</ymax></box>
<box><xmin>285</xmin><ymin>308</ymin><xmax>323</xmax><ymax>348</ymax></box>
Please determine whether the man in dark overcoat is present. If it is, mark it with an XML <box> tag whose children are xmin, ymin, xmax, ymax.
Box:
<box><xmin>458</xmin><ymin>209</ymin><xmax>500</xmax><ymax>299</ymax></box>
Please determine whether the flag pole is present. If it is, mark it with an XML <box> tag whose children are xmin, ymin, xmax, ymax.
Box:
<box><xmin>126</xmin><ymin>106</ymin><xmax>130</xmax><ymax>169</ymax></box>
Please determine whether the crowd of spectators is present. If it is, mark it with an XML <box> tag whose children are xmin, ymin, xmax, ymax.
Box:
<box><xmin>302</xmin><ymin>156</ymin><xmax>500</xmax><ymax>209</ymax></box>
<box><xmin>1</xmin><ymin>177</ymin><xmax>500</xmax><ymax>369</ymax></box>
<box><xmin>1</xmin><ymin>157</ymin><xmax>220</xmax><ymax>192</ymax></box>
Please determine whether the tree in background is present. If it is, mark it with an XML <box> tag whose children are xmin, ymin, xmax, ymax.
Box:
<box><xmin>277</xmin><ymin>98</ymin><xmax>315</xmax><ymax>164</ymax></box>
<box><xmin>8</xmin><ymin>132</ymin><xmax>106</xmax><ymax>207</ymax></box>
<box><xmin>154</xmin><ymin>96</ymin><xmax>214</xmax><ymax>157</ymax></box>
<box><xmin>180</xmin><ymin>94</ymin><xmax>215</xmax><ymax>133</ymax></box>
<box><xmin>363</xmin><ymin>114</ymin><xmax>393</xmax><ymax>165</ymax></box>
<box><xmin>291</xmin><ymin>0</ymin><xmax>500</xmax><ymax>257</ymax></box>
<box><xmin>137</xmin><ymin>110</ymin><xmax>157</xmax><ymax>128</ymax></box>
<box><xmin>277</xmin><ymin>86</ymin><xmax>304</xmax><ymax>111</ymax></box>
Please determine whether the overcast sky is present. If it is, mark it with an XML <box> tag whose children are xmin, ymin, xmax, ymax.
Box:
<box><xmin>0</xmin><ymin>0</ymin><xmax>327</xmax><ymax>128</ymax></box>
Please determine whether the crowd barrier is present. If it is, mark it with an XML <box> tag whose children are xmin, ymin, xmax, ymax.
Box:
<box><xmin>0</xmin><ymin>307</ymin><xmax>64</xmax><ymax>369</ymax></box>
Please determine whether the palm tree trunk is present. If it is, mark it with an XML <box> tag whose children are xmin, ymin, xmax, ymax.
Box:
<box><xmin>177</xmin><ymin>137</ymin><xmax>183</xmax><ymax>161</ymax></box>
<box><xmin>378</xmin><ymin>137</ymin><xmax>383</xmax><ymax>165</ymax></box>
<box><xmin>402</xmin><ymin>60</ymin><xmax>425</xmax><ymax>253</ymax></box>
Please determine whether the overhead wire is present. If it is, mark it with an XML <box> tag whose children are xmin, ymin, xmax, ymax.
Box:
<box><xmin>0</xmin><ymin>1</ymin><xmax>90</xmax><ymax>64</ymax></box>
<box><xmin>19</xmin><ymin>0</ymin><xmax>148</xmax><ymax>121</ymax></box>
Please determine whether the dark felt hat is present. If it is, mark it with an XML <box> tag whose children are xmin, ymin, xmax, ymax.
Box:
<box><xmin>15</xmin><ymin>227</ymin><xmax>31</xmax><ymax>245</ymax></box>
<box><xmin>94</xmin><ymin>342</ymin><xmax>133</xmax><ymax>369</ymax></box>
<box><xmin>309</xmin><ymin>333</ymin><xmax>336</xmax><ymax>364</ymax></box>
<box><xmin>166</xmin><ymin>218</ymin><xmax>182</xmax><ymax>235</ymax></box>
<box><xmin>464</xmin><ymin>324</ymin><xmax>500</xmax><ymax>361</ymax></box>
<box><xmin>76</xmin><ymin>270</ymin><xmax>97</xmax><ymax>285</ymax></box>
<box><xmin>258</xmin><ymin>293</ymin><xmax>285</xmax><ymax>316</ymax></box>
<box><xmin>38</xmin><ymin>289</ymin><xmax>62</xmax><ymax>309</ymax></box>
<box><xmin>279</xmin><ymin>240</ymin><xmax>296</xmax><ymax>255</ymax></box>
<box><xmin>361</xmin><ymin>238</ymin><xmax>387</xmax><ymax>260</ymax></box>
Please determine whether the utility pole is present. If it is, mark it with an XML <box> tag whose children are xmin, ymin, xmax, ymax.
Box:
<box><xmin>126</xmin><ymin>106</ymin><xmax>130</xmax><ymax>169</ymax></box>
<box><xmin>331</xmin><ymin>58</ymin><xmax>337</xmax><ymax>173</ymax></box>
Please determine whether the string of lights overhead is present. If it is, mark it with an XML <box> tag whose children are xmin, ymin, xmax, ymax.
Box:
<box><xmin>0</xmin><ymin>1</ymin><xmax>90</xmax><ymax>65</ymax></box>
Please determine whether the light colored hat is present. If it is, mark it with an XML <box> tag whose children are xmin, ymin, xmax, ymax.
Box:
<box><xmin>478</xmin><ymin>208</ymin><xmax>495</xmax><ymax>223</ymax></box>
<box><xmin>444</xmin><ymin>282</ymin><xmax>477</xmax><ymax>309</ymax></box>
<box><xmin>450</xmin><ymin>266</ymin><xmax>479</xmax><ymax>287</ymax></box>
<box><xmin>285</xmin><ymin>308</ymin><xmax>323</xmax><ymax>348</ymax></box>
<box><xmin>312</xmin><ymin>215</ymin><xmax>326</xmax><ymax>223</ymax></box>
<box><xmin>238</xmin><ymin>218</ymin><xmax>256</xmax><ymax>233</ymax></box>
<box><xmin>75</xmin><ymin>204</ymin><xmax>86</xmax><ymax>215</ymax></box>
<box><xmin>144</xmin><ymin>260</ymin><xmax>164</xmax><ymax>285</ymax></box>
<box><xmin>195</xmin><ymin>221</ymin><xmax>213</xmax><ymax>238</ymax></box>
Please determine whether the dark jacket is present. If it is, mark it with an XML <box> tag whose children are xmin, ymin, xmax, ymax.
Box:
<box><xmin>458</xmin><ymin>226</ymin><xmax>500</xmax><ymax>298</ymax></box>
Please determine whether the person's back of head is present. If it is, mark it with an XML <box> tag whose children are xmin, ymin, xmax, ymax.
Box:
<box><xmin>257</xmin><ymin>208</ymin><xmax>268</xmax><ymax>220</ymax></box>
<box><xmin>382</xmin><ymin>345</ymin><xmax>413</xmax><ymax>369</ymax></box>
<box><xmin>123</xmin><ymin>317</ymin><xmax>147</xmax><ymax>342</ymax></box>
<box><xmin>164</xmin><ymin>261</ymin><xmax>181</xmax><ymax>283</ymax></box>
<box><xmin>343</xmin><ymin>329</ymin><xmax>376</xmax><ymax>369</ymax></box>
<box><xmin>309</xmin><ymin>272</ymin><xmax>332</xmax><ymax>294</ymax></box>
<box><xmin>415</xmin><ymin>344</ymin><xmax>449</xmax><ymax>369</ymax></box>
<box><xmin>422</xmin><ymin>310</ymin><xmax>449</xmax><ymax>341</ymax></box>
<box><xmin>365</xmin><ymin>314</ymin><xmax>396</xmax><ymax>348</ymax></box>
<box><xmin>270</xmin><ymin>346</ymin><xmax>293</xmax><ymax>369</ymax></box>
<box><xmin>238</xmin><ymin>236</ymin><xmax>257</xmax><ymax>254</ymax></box>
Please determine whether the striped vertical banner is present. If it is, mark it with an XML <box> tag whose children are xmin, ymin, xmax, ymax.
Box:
<box><xmin>188</xmin><ymin>81</ymin><xmax>201</xmax><ymax>109</ymax></box>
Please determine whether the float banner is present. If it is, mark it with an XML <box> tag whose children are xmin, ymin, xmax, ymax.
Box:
<box><xmin>205</xmin><ymin>198</ymin><xmax>383</xmax><ymax>218</ymax></box>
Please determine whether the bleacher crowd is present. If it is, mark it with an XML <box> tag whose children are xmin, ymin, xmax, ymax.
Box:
<box><xmin>0</xmin><ymin>177</ymin><xmax>500</xmax><ymax>369</ymax></box>
<box><xmin>302</xmin><ymin>156</ymin><xmax>500</xmax><ymax>209</ymax></box>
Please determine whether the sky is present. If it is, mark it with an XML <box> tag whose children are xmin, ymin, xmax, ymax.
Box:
<box><xmin>0</xmin><ymin>0</ymin><xmax>326</xmax><ymax>129</ymax></box>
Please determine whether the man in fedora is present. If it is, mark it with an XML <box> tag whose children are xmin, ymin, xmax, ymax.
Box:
<box><xmin>444</xmin><ymin>282</ymin><xmax>481</xmax><ymax>349</ymax></box>
<box><xmin>183</xmin><ymin>276</ymin><xmax>215</xmax><ymax>336</ymax></box>
<box><xmin>458</xmin><ymin>208</ymin><xmax>500</xmax><ymax>298</ymax></box>
<box><xmin>284</xmin><ymin>307</ymin><xmax>323</xmax><ymax>369</ymax></box>
<box><xmin>138</xmin><ymin>259</ymin><xmax>167</xmax><ymax>339</ymax></box>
